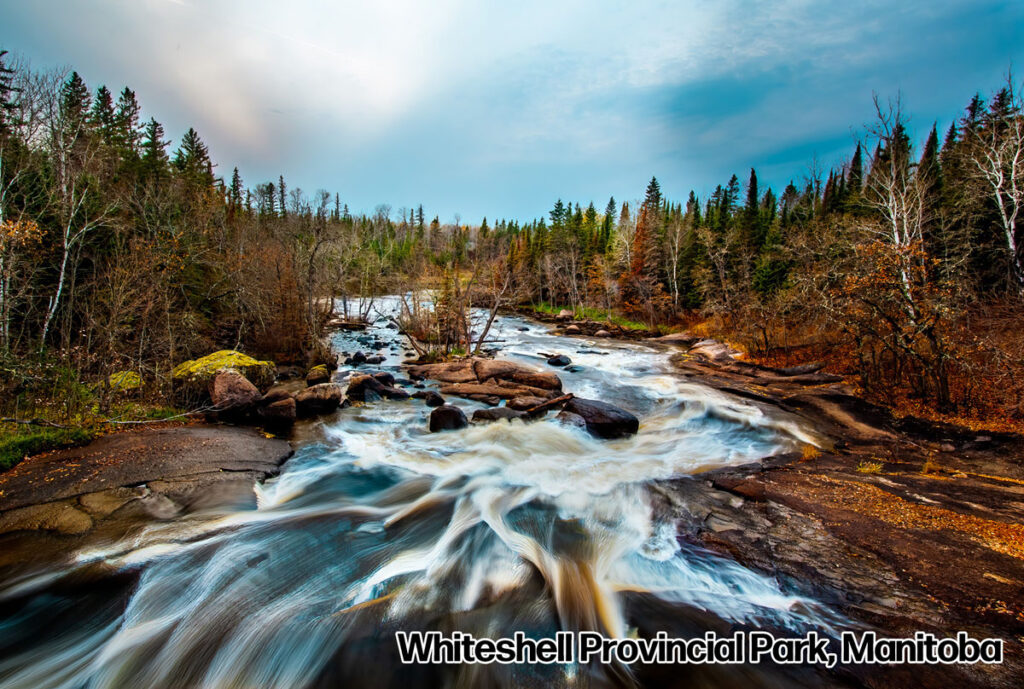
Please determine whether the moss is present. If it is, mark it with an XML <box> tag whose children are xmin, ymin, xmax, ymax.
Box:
<box><xmin>171</xmin><ymin>350</ymin><xmax>276</xmax><ymax>404</ymax></box>
<box><xmin>0</xmin><ymin>427</ymin><xmax>96</xmax><ymax>472</ymax></box>
<box><xmin>108</xmin><ymin>370</ymin><xmax>142</xmax><ymax>391</ymax></box>
<box><xmin>308</xmin><ymin>364</ymin><xmax>328</xmax><ymax>373</ymax></box>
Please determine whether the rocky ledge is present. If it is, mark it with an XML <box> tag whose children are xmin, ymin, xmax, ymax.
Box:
<box><xmin>0</xmin><ymin>425</ymin><xmax>292</xmax><ymax>576</ymax></box>
<box><xmin>648</xmin><ymin>331</ymin><xmax>1024</xmax><ymax>689</ymax></box>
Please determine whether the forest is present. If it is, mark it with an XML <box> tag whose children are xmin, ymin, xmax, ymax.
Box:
<box><xmin>1</xmin><ymin>48</ymin><xmax>1023</xmax><ymax>464</ymax></box>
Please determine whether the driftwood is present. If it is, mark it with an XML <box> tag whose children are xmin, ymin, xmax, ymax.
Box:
<box><xmin>523</xmin><ymin>393</ymin><xmax>573</xmax><ymax>417</ymax></box>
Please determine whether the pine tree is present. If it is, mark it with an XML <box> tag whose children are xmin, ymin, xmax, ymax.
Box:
<box><xmin>174</xmin><ymin>127</ymin><xmax>213</xmax><ymax>185</ymax></box>
<box><xmin>278</xmin><ymin>175</ymin><xmax>287</xmax><ymax>216</ymax></box>
<box><xmin>59</xmin><ymin>71</ymin><xmax>91</xmax><ymax>142</ymax></box>
<box><xmin>141</xmin><ymin>118</ymin><xmax>170</xmax><ymax>180</ymax></box>
<box><xmin>229</xmin><ymin>167</ymin><xmax>243</xmax><ymax>210</ymax></box>
<box><xmin>0</xmin><ymin>50</ymin><xmax>18</xmax><ymax>138</ymax></box>
<box><xmin>113</xmin><ymin>87</ymin><xmax>141</xmax><ymax>156</ymax></box>
<box><xmin>90</xmin><ymin>85</ymin><xmax>115</xmax><ymax>142</ymax></box>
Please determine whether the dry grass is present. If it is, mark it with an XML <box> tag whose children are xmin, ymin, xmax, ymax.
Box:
<box><xmin>855</xmin><ymin>460</ymin><xmax>884</xmax><ymax>474</ymax></box>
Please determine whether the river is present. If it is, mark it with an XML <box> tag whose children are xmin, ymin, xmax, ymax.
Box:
<box><xmin>0</xmin><ymin>300</ymin><xmax>852</xmax><ymax>688</ymax></box>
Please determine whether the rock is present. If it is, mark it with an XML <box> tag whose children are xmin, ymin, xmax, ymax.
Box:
<box><xmin>275</xmin><ymin>365</ymin><xmax>304</xmax><ymax>381</ymax></box>
<box><xmin>594</xmin><ymin>330</ymin><xmax>612</xmax><ymax>338</ymax></box>
<box><xmin>547</xmin><ymin>354</ymin><xmax>571</xmax><ymax>367</ymax></box>
<box><xmin>518</xmin><ymin>327</ymin><xmax>529</xmax><ymax>331</ymax></box>
<box><xmin>260</xmin><ymin>387</ymin><xmax>294</xmax><ymax>405</ymax></box>
<box><xmin>472</xmin><ymin>359</ymin><xmax>533</xmax><ymax>381</ymax></box>
<box><xmin>508</xmin><ymin>371</ymin><xmax>562</xmax><ymax>390</ymax></box>
<box><xmin>305</xmin><ymin>364</ymin><xmax>331</xmax><ymax>386</ymax></box>
<box><xmin>472</xmin><ymin>407</ymin><xmax>526</xmax><ymax>423</ymax></box>
<box><xmin>209</xmin><ymin>370</ymin><xmax>261</xmax><ymax>417</ymax></box>
<box><xmin>346</xmin><ymin>375</ymin><xmax>410</xmax><ymax>402</ymax></box>
<box><xmin>172</xmin><ymin>350</ymin><xmax>276</xmax><ymax>404</ymax></box>
<box><xmin>507</xmin><ymin>396</ymin><xmax>548</xmax><ymax>411</ymax></box>
<box><xmin>406</xmin><ymin>361</ymin><xmax>478</xmax><ymax>384</ymax></box>
<box><xmin>690</xmin><ymin>339</ymin><xmax>741</xmax><ymax>363</ymax></box>
<box><xmin>372</xmin><ymin>371</ymin><xmax>396</xmax><ymax>386</ymax></box>
<box><xmin>295</xmin><ymin>383</ymin><xmax>344</xmax><ymax>416</ymax></box>
<box><xmin>257</xmin><ymin>397</ymin><xmax>297</xmax><ymax>428</ymax></box>
<box><xmin>556</xmin><ymin>309</ymin><xmax>574</xmax><ymax>320</ymax></box>
<box><xmin>562</xmin><ymin>398</ymin><xmax>639</xmax><ymax>439</ymax></box>
<box><xmin>350</xmin><ymin>351</ymin><xmax>367</xmax><ymax>365</ymax></box>
<box><xmin>108</xmin><ymin>370</ymin><xmax>142</xmax><ymax>392</ymax></box>
<box><xmin>429</xmin><ymin>405</ymin><xmax>468</xmax><ymax>432</ymax></box>
<box><xmin>555</xmin><ymin>411</ymin><xmax>587</xmax><ymax>428</ymax></box>
<box><xmin>651</xmin><ymin>331</ymin><xmax>698</xmax><ymax>346</ymax></box>
<box><xmin>412</xmin><ymin>390</ymin><xmax>445</xmax><ymax>407</ymax></box>
<box><xmin>565</xmin><ymin>324</ymin><xmax>582</xmax><ymax>334</ymax></box>
<box><xmin>365</xmin><ymin>355</ymin><xmax>386</xmax><ymax>365</ymax></box>
<box><xmin>565</xmin><ymin>365</ymin><xmax>584</xmax><ymax>373</ymax></box>
<box><xmin>439</xmin><ymin>382</ymin><xmax>550</xmax><ymax>400</ymax></box>
<box><xmin>467</xmin><ymin>394</ymin><xmax>502</xmax><ymax>405</ymax></box>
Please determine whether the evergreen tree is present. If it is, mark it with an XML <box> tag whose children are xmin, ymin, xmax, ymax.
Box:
<box><xmin>229</xmin><ymin>167</ymin><xmax>243</xmax><ymax>210</ymax></box>
<box><xmin>113</xmin><ymin>87</ymin><xmax>141</xmax><ymax>155</ymax></box>
<box><xmin>141</xmin><ymin>118</ymin><xmax>170</xmax><ymax>180</ymax></box>
<box><xmin>0</xmin><ymin>50</ymin><xmax>18</xmax><ymax>138</ymax></box>
<box><xmin>59</xmin><ymin>71</ymin><xmax>91</xmax><ymax>141</ymax></box>
<box><xmin>278</xmin><ymin>175</ymin><xmax>287</xmax><ymax>216</ymax></box>
<box><xmin>174</xmin><ymin>127</ymin><xmax>213</xmax><ymax>185</ymax></box>
<box><xmin>89</xmin><ymin>85</ymin><xmax>115</xmax><ymax>143</ymax></box>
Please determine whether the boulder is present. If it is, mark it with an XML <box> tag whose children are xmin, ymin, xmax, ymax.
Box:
<box><xmin>412</xmin><ymin>390</ymin><xmax>445</xmax><ymax>407</ymax></box>
<box><xmin>429</xmin><ymin>405</ymin><xmax>468</xmax><ymax>432</ymax></box>
<box><xmin>305</xmin><ymin>365</ymin><xmax>331</xmax><ymax>386</ymax></box>
<box><xmin>406</xmin><ymin>361</ymin><xmax>478</xmax><ymax>384</ymax></box>
<box><xmin>556</xmin><ymin>309</ymin><xmax>574</xmax><ymax>320</ymax></box>
<box><xmin>508</xmin><ymin>371</ymin><xmax>562</xmax><ymax>391</ymax></box>
<box><xmin>365</xmin><ymin>355</ymin><xmax>386</xmax><ymax>365</ymax></box>
<box><xmin>346</xmin><ymin>374</ymin><xmax>410</xmax><ymax>402</ymax></box>
<box><xmin>260</xmin><ymin>387</ymin><xmax>295</xmax><ymax>405</ymax></box>
<box><xmin>562</xmin><ymin>398</ymin><xmax>639</xmax><ymax>439</ymax></box>
<box><xmin>555</xmin><ymin>411</ymin><xmax>587</xmax><ymax>429</ymax></box>
<box><xmin>594</xmin><ymin>330</ymin><xmax>612</xmax><ymax>338</ymax></box>
<box><xmin>565</xmin><ymin>324</ymin><xmax>582</xmax><ymax>335</ymax></box>
<box><xmin>472</xmin><ymin>359</ymin><xmax>533</xmax><ymax>381</ymax></box>
<box><xmin>172</xmin><ymin>350</ymin><xmax>276</xmax><ymax>405</ymax></box>
<box><xmin>472</xmin><ymin>407</ymin><xmax>526</xmax><ymax>423</ymax></box>
<box><xmin>650</xmin><ymin>331</ymin><xmax>698</xmax><ymax>346</ymax></box>
<box><xmin>547</xmin><ymin>354</ymin><xmax>571</xmax><ymax>367</ymax></box>
<box><xmin>350</xmin><ymin>351</ymin><xmax>367</xmax><ymax>365</ymax></box>
<box><xmin>295</xmin><ymin>383</ymin><xmax>344</xmax><ymax>417</ymax></box>
<box><xmin>439</xmin><ymin>383</ymin><xmax>534</xmax><ymax>400</ymax></box>
<box><xmin>507</xmin><ymin>396</ymin><xmax>548</xmax><ymax>411</ymax></box>
<box><xmin>372</xmin><ymin>371</ymin><xmax>396</xmax><ymax>386</ymax></box>
<box><xmin>258</xmin><ymin>397</ymin><xmax>297</xmax><ymax>428</ymax></box>
<box><xmin>209</xmin><ymin>370</ymin><xmax>261</xmax><ymax>417</ymax></box>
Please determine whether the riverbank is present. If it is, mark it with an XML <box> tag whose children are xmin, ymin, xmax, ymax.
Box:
<box><xmin>0</xmin><ymin>425</ymin><xmax>292</xmax><ymax>578</ymax></box>
<box><xmin>1</xmin><ymin>309</ymin><xmax>1021</xmax><ymax>688</ymax></box>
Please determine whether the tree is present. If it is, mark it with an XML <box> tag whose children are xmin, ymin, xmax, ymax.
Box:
<box><xmin>174</xmin><ymin>127</ymin><xmax>213</xmax><ymax>186</ymax></box>
<box><xmin>141</xmin><ymin>118</ymin><xmax>169</xmax><ymax>180</ymax></box>
<box><xmin>964</xmin><ymin>76</ymin><xmax>1024</xmax><ymax>291</ymax></box>
<box><xmin>0</xmin><ymin>50</ymin><xmax>20</xmax><ymax>138</ymax></box>
<box><xmin>113</xmin><ymin>87</ymin><xmax>141</xmax><ymax>156</ymax></box>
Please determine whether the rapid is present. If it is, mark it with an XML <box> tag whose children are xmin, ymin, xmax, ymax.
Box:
<box><xmin>0</xmin><ymin>300</ymin><xmax>851</xmax><ymax>689</ymax></box>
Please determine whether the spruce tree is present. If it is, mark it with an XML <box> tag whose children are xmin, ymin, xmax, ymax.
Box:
<box><xmin>141</xmin><ymin>118</ymin><xmax>170</xmax><ymax>180</ymax></box>
<box><xmin>90</xmin><ymin>85</ymin><xmax>115</xmax><ymax>142</ymax></box>
<box><xmin>0</xmin><ymin>50</ymin><xmax>18</xmax><ymax>138</ymax></box>
<box><xmin>113</xmin><ymin>87</ymin><xmax>141</xmax><ymax>155</ymax></box>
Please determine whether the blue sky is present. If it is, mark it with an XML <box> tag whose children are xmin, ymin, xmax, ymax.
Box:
<box><xmin>1</xmin><ymin>0</ymin><xmax>1022</xmax><ymax>222</ymax></box>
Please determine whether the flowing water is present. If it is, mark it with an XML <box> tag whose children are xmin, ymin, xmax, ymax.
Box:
<box><xmin>0</xmin><ymin>300</ymin><xmax>850</xmax><ymax>688</ymax></box>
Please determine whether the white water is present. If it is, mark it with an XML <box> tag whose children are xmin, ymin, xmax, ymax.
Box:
<box><xmin>0</xmin><ymin>300</ymin><xmax>844</xmax><ymax>689</ymax></box>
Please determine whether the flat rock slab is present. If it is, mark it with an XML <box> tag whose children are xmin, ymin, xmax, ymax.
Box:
<box><xmin>0</xmin><ymin>425</ymin><xmax>292</xmax><ymax>513</ymax></box>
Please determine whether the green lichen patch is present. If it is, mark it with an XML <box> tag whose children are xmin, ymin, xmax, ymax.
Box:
<box><xmin>108</xmin><ymin>370</ymin><xmax>142</xmax><ymax>391</ymax></box>
<box><xmin>171</xmin><ymin>350</ymin><xmax>276</xmax><ymax>405</ymax></box>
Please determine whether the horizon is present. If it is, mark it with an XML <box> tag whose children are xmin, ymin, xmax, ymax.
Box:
<box><xmin>2</xmin><ymin>0</ymin><xmax>1022</xmax><ymax>223</ymax></box>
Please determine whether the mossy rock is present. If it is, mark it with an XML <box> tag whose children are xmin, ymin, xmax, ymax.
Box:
<box><xmin>108</xmin><ymin>370</ymin><xmax>142</xmax><ymax>392</ymax></box>
<box><xmin>171</xmin><ymin>350</ymin><xmax>276</xmax><ymax>405</ymax></box>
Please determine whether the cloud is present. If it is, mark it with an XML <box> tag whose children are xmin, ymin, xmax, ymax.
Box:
<box><xmin>1</xmin><ymin>0</ymin><xmax>1021</xmax><ymax>219</ymax></box>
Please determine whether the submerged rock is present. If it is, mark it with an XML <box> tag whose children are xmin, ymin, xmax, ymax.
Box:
<box><xmin>412</xmin><ymin>390</ymin><xmax>445</xmax><ymax>407</ymax></box>
<box><xmin>472</xmin><ymin>407</ymin><xmax>526</xmax><ymax>423</ymax></box>
<box><xmin>346</xmin><ymin>374</ymin><xmax>410</xmax><ymax>402</ymax></box>
<box><xmin>429</xmin><ymin>404</ymin><xmax>468</xmax><ymax>432</ymax></box>
<box><xmin>555</xmin><ymin>410</ymin><xmax>587</xmax><ymax>429</ymax></box>
<box><xmin>562</xmin><ymin>397</ymin><xmax>638</xmax><ymax>439</ymax></box>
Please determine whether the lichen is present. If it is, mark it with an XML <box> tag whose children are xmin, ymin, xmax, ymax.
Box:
<box><xmin>108</xmin><ymin>370</ymin><xmax>142</xmax><ymax>391</ymax></box>
<box><xmin>171</xmin><ymin>350</ymin><xmax>276</xmax><ymax>404</ymax></box>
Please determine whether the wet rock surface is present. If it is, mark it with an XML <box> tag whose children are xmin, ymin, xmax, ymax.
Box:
<box><xmin>429</xmin><ymin>404</ymin><xmax>468</xmax><ymax>432</ymax></box>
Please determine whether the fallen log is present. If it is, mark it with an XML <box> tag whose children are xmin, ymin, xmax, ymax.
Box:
<box><xmin>523</xmin><ymin>393</ymin><xmax>574</xmax><ymax>417</ymax></box>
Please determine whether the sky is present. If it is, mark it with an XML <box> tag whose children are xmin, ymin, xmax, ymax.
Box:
<box><xmin>1</xmin><ymin>0</ymin><xmax>1022</xmax><ymax>222</ymax></box>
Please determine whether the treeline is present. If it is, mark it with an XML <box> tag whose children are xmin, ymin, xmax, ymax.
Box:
<box><xmin>0</xmin><ymin>51</ymin><xmax>451</xmax><ymax>408</ymax></box>
<box><xmin>1</xmin><ymin>46</ymin><xmax>1022</xmax><ymax>423</ymax></box>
